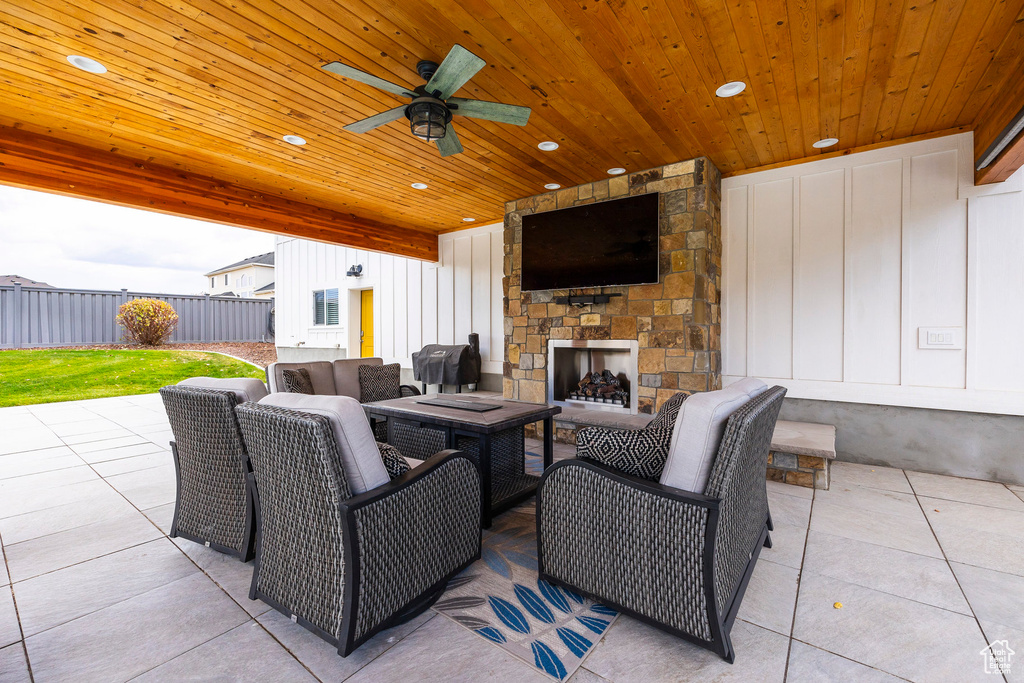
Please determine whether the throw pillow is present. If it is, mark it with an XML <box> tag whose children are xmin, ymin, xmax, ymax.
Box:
<box><xmin>281</xmin><ymin>368</ymin><xmax>315</xmax><ymax>395</ymax></box>
<box><xmin>359</xmin><ymin>363</ymin><xmax>402</xmax><ymax>403</ymax></box>
<box><xmin>377</xmin><ymin>441</ymin><xmax>410</xmax><ymax>479</ymax></box>
<box><xmin>647</xmin><ymin>391</ymin><xmax>692</xmax><ymax>431</ymax></box>
<box><xmin>576</xmin><ymin>425</ymin><xmax>673</xmax><ymax>481</ymax></box>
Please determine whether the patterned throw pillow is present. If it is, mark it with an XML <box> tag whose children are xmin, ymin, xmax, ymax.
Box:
<box><xmin>576</xmin><ymin>425</ymin><xmax>674</xmax><ymax>481</ymax></box>
<box><xmin>359</xmin><ymin>363</ymin><xmax>402</xmax><ymax>403</ymax></box>
<box><xmin>281</xmin><ymin>368</ymin><xmax>314</xmax><ymax>394</ymax></box>
<box><xmin>646</xmin><ymin>391</ymin><xmax>692</xmax><ymax>431</ymax></box>
<box><xmin>377</xmin><ymin>441</ymin><xmax>410</xmax><ymax>479</ymax></box>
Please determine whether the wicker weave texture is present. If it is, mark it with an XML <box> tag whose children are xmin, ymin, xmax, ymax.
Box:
<box><xmin>703</xmin><ymin>387</ymin><xmax>786</xmax><ymax>612</ymax></box>
<box><xmin>456</xmin><ymin>426</ymin><xmax>525</xmax><ymax>483</ymax></box>
<box><xmin>539</xmin><ymin>464</ymin><xmax>712</xmax><ymax>641</ymax></box>
<box><xmin>391</xmin><ymin>422</ymin><xmax>447</xmax><ymax>462</ymax></box>
<box><xmin>237</xmin><ymin>404</ymin><xmax>352</xmax><ymax>639</ymax></box>
<box><xmin>159</xmin><ymin>387</ymin><xmax>249</xmax><ymax>554</ymax></box>
<box><xmin>351</xmin><ymin>456</ymin><xmax>480</xmax><ymax>640</ymax></box>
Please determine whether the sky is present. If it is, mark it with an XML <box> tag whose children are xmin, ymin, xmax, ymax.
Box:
<box><xmin>0</xmin><ymin>185</ymin><xmax>276</xmax><ymax>294</ymax></box>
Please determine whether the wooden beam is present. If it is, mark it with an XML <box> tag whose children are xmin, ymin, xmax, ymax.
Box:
<box><xmin>0</xmin><ymin>125</ymin><xmax>438</xmax><ymax>261</ymax></box>
<box><xmin>973</xmin><ymin>54</ymin><xmax>1024</xmax><ymax>185</ymax></box>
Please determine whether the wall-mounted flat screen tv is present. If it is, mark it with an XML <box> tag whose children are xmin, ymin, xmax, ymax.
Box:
<box><xmin>521</xmin><ymin>192</ymin><xmax>660</xmax><ymax>291</ymax></box>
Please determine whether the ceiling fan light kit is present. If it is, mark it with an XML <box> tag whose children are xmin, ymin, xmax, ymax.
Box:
<box><xmin>322</xmin><ymin>44</ymin><xmax>531</xmax><ymax>157</ymax></box>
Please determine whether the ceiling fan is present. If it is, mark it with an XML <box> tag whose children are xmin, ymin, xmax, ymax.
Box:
<box><xmin>321</xmin><ymin>45</ymin><xmax>531</xmax><ymax>157</ymax></box>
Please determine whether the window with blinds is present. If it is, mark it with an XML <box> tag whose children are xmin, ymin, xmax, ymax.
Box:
<box><xmin>313</xmin><ymin>288</ymin><xmax>340</xmax><ymax>326</ymax></box>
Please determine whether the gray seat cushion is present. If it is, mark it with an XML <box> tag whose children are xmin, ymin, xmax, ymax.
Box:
<box><xmin>333</xmin><ymin>358</ymin><xmax>382</xmax><ymax>399</ymax></box>
<box><xmin>258</xmin><ymin>393</ymin><xmax>389</xmax><ymax>494</ymax></box>
<box><xmin>267</xmin><ymin>361</ymin><xmax>337</xmax><ymax>395</ymax></box>
<box><xmin>730</xmin><ymin>377</ymin><xmax>768</xmax><ymax>398</ymax></box>
<box><xmin>177</xmin><ymin>376</ymin><xmax>268</xmax><ymax>403</ymax></box>
<box><xmin>659</xmin><ymin>387</ymin><xmax>752</xmax><ymax>493</ymax></box>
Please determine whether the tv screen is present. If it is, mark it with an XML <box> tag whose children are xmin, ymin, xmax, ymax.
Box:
<box><xmin>521</xmin><ymin>192</ymin><xmax>660</xmax><ymax>291</ymax></box>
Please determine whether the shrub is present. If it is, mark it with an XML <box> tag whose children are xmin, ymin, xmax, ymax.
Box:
<box><xmin>117</xmin><ymin>298</ymin><xmax>179</xmax><ymax>346</ymax></box>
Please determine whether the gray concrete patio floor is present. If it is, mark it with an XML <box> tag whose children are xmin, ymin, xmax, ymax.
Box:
<box><xmin>1</xmin><ymin>394</ymin><xmax>1021</xmax><ymax>682</ymax></box>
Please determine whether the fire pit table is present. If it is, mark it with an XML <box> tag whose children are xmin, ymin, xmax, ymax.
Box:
<box><xmin>362</xmin><ymin>394</ymin><xmax>560</xmax><ymax>527</ymax></box>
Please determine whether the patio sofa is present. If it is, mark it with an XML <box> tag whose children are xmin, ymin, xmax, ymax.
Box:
<box><xmin>236</xmin><ymin>392</ymin><xmax>481</xmax><ymax>657</ymax></box>
<box><xmin>158</xmin><ymin>376</ymin><xmax>268</xmax><ymax>561</ymax></box>
<box><xmin>537</xmin><ymin>380</ymin><xmax>786</xmax><ymax>663</ymax></box>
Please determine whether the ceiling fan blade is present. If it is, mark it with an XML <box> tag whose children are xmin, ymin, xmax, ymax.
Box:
<box><xmin>343</xmin><ymin>105</ymin><xmax>409</xmax><ymax>134</ymax></box>
<box><xmin>322</xmin><ymin>62</ymin><xmax>416</xmax><ymax>98</ymax></box>
<box><xmin>435</xmin><ymin>125</ymin><xmax>464</xmax><ymax>157</ymax></box>
<box><xmin>425</xmin><ymin>45</ymin><xmax>485</xmax><ymax>99</ymax></box>
<box><xmin>447</xmin><ymin>97</ymin><xmax>531</xmax><ymax>126</ymax></box>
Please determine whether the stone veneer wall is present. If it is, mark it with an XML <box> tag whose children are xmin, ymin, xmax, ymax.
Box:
<box><xmin>502</xmin><ymin>157</ymin><xmax>722</xmax><ymax>415</ymax></box>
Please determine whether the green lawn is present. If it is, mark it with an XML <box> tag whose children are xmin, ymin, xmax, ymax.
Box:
<box><xmin>0</xmin><ymin>349</ymin><xmax>266</xmax><ymax>407</ymax></box>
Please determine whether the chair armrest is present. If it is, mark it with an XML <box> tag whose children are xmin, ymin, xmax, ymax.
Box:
<box><xmin>340</xmin><ymin>451</ymin><xmax>481</xmax><ymax>643</ymax></box>
<box><xmin>400</xmin><ymin>384</ymin><xmax>421</xmax><ymax>397</ymax></box>
<box><xmin>538</xmin><ymin>459</ymin><xmax>721</xmax><ymax>643</ymax></box>
<box><xmin>575</xmin><ymin>425</ymin><xmax>674</xmax><ymax>481</ymax></box>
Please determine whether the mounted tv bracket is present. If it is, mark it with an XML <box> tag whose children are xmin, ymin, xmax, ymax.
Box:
<box><xmin>553</xmin><ymin>293</ymin><xmax>623</xmax><ymax>306</ymax></box>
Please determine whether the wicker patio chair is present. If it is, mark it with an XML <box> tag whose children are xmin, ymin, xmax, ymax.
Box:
<box><xmin>235</xmin><ymin>399</ymin><xmax>481</xmax><ymax>657</ymax></box>
<box><xmin>537</xmin><ymin>386</ymin><xmax>787</xmax><ymax>663</ymax></box>
<box><xmin>158</xmin><ymin>377</ymin><xmax>268</xmax><ymax>561</ymax></box>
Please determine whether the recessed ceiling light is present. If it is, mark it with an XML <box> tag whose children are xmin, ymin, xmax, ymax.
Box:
<box><xmin>67</xmin><ymin>55</ymin><xmax>107</xmax><ymax>74</ymax></box>
<box><xmin>282</xmin><ymin>134</ymin><xmax>306</xmax><ymax>146</ymax></box>
<box><xmin>537</xmin><ymin>141</ymin><xmax>559</xmax><ymax>151</ymax></box>
<box><xmin>410</xmin><ymin>182</ymin><xmax>428</xmax><ymax>190</ymax></box>
<box><xmin>715</xmin><ymin>81</ymin><xmax>746</xmax><ymax>98</ymax></box>
<box><xmin>544</xmin><ymin>183</ymin><xmax>561</xmax><ymax>190</ymax></box>
<box><xmin>462</xmin><ymin>217</ymin><xmax>475</xmax><ymax>222</ymax></box>
<box><xmin>607</xmin><ymin>168</ymin><xmax>626</xmax><ymax>175</ymax></box>
<box><xmin>813</xmin><ymin>137</ymin><xmax>839</xmax><ymax>149</ymax></box>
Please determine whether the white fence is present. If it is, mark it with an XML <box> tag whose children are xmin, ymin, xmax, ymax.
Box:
<box><xmin>0</xmin><ymin>285</ymin><xmax>274</xmax><ymax>348</ymax></box>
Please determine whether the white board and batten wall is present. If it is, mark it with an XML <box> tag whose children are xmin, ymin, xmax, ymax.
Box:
<box><xmin>274</xmin><ymin>222</ymin><xmax>504</xmax><ymax>376</ymax></box>
<box><xmin>723</xmin><ymin>132</ymin><xmax>1024</xmax><ymax>416</ymax></box>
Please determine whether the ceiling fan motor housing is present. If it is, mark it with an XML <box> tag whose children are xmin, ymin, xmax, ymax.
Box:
<box><xmin>416</xmin><ymin>60</ymin><xmax>440</xmax><ymax>82</ymax></box>
<box><xmin>407</xmin><ymin>96</ymin><xmax>452</xmax><ymax>141</ymax></box>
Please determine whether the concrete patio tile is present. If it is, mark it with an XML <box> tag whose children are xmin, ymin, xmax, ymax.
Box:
<box><xmin>786</xmin><ymin>640</ymin><xmax>904</xmax><ymax>682</ymax></box>
<box><xmin>61</xmin><ymin>428</ymin><xmax>139</xmax><ymax>446</ymax></box>
<box><xmin>767</xmin><ymin>490</ymin><xmax>812</xmax><ymax>528</ymax></box>
<box><xmin>0</xmin><ymin>476</ymin><xmax>109</xmax><ymax>521</ymax></box>
<box><xmin>583</xmin><ymin>616</ymin><xmax>789</xmax><ymax>682</ymax></box>
<box><xmin>793</xmin><ymin>571</ymin><xmax>990</xmax><ymax>682</ymax></box>
<box><xmin>760</xmin><ymin>522</ymin><xmax>808</xmax><ymax>569</ymax></box>
<box><xmin>13</xmin><ymin>539</ymin><xmax>197</xmax><ymax>637</ymax></box>
<box><xmin>141</xmin><ymin>503</ymin><xmax>175</xmax><ymax>535</ymax></box>
<box><xmin>0</xmin><ymin>432</ymin><xmax>64</xmax><ymax>456</ymax></box>
<box><xmin>907</xmin><ymin>471</ymin><xmax>1024</xmax><ymax>511</ymax></box>
<box><xmin>344</xmin><ymin>612</ymin><xmax>552</xmax><ymax>683</ymax></box>
<box><xmin>0</xmin><ymin>448</ymin><xmax>82</xmax><ymax>480</ymax></box>
<box><xmin>737</xmin><ymin>559</ymin><xmax>799</xmax><ymax>636</ymax></box>
<box><xmin>91</xmin><ymin>451</ymin><xmax>172</xmax><ymax>478</ymax></box>
<box><xmin>922</xmin><ymin>498</ymin><xmax>1024</xmax><ymax>577</ymax></box>
<box><xmin>0</xmin><ymin>643</ymin><xmax>32</xmax><ymax>683</ymax></box>
<box><xmin>69</xmin><ymin>434</ymin><xmax>151</xmax><ymax>454</ymax></box>
<box><xmin>24</xmin><ymin>572</ymin><xmax>249</xmax><ymax>682</ymax></box>
<box><xmin>258</xmin><ymin>608</ymin><xmax>433</xmax><ymax>681</ymax></box>
<box><xmin>809</xmin><ymin>499</ymin><xmax>943</xmax><ymax>558</ymax></box>
<box><xmin>104</xmin><ymin>465</ymin><xmax>177</xmax><ymax>510</ymax></box>
<box><xmin>950</xmin><ymin>563</ymin><xmax>1024</xmax><ymax>632</ymax></box>
<box><xmin>76</xmin><ymin>442</ymin><xmax>168</xmax><ymax>465</ymax></box>
<box><xmin>141</xmin><ymin>431</ymin><xmax>174</xmax><ymax>449</ymax></box>
<box><xmin>0</xmin><ymin>489</ymin><xmax>139</xmax><ymax>545</ymax></box>
<box><xmin>132</xmin><ymin>621</ymin><xmax>315</xmax><ymax>682</ymax></box>
<box><xmin>0</xmin><ymin>588</ymin><xmax>20</xmax><ymax>648</ymax></box>
<box><xmin>0</xmin><ymin>550</ymin><xmax>9</xmax><ymax>588</ymax></box>
<box><xmin>830</xmin><ymin>462</ymin><xmax>912</xmax><ymax>493</ymax></box>
<box><xmin>1015</xmin><ymin>489</ymin><xmax>1024</xmax><ymax>505</ymax></box>
<box><xmin>567</xmin><ymin>667</ymin><xmax>610</xmax><ymax>683</ymax></box>
<box><xmin>5</xmin><ymin>511</ymin><xmax>163</xmax><ymax>582</ymax></box>
<box><xmin>977</xmin><ymin>621</ymin><xmax>1024</xmax><ymax>683</ymax></box>
<box><xmin>813</xmin><ymin>483</ymin><xmax>924</xmax><ymax>519</ymax></box>
<box><xmin>766</xmin><ymin>479</ymin><xmax>814</xmax><ymax>499</ymax></box>
<box><xmin>803</xmin><ymin>531</ymin><xmax>971</xmax><ymax>614</ymax></box>
<box><xmin>49</xmin><ymin>419</ymin><xmax>121</xmax><ymax>438</ymax></box>
<box><xmin>171</xmin><ymin>539</ymin><xmax>268</xmax><ymax>618</ymax></box>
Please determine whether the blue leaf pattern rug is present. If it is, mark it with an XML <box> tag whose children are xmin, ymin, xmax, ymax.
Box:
<box><xmin>432</xmin><ymin>452</ymin><xmax>617</xmax><ymax>681</ymax></box>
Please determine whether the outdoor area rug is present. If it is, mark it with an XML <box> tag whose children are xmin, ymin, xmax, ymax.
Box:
<box><xmin>431</xmin><ymin>452</ymin><xmax>618</xmax><ymax>681</ymax></box>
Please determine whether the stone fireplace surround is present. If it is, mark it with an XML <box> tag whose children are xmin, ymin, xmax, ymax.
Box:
<box><xmin>502</xmin><ymin>156</ymin><xmax>723</xmax><ymax>416</ymax></box>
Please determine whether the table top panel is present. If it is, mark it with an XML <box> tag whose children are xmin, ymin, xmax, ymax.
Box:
<box><xmin>363</xmin><ymin>394</ymin><xmax>560</xmax><ymax>433</ymax></box>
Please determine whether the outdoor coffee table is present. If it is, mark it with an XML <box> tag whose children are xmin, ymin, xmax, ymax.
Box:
<box><xmin>362</xmin><ymin>395</ymin><xmax>560</xmax><ymax>527</ymax></box>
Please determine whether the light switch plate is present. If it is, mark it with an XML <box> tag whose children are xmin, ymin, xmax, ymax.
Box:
<box><xmin>918</xmin><ymin>327</ymin><xmax>963</xmax><ymax>350</ymax></box>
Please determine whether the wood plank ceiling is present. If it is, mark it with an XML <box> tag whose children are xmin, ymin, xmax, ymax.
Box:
<box><xmin>1</xmin><ymin>0</ymin><xmax>1023</xmax><ymax>255</ymax></box>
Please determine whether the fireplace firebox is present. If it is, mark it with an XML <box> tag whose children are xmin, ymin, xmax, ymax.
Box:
<box><xmin>547</xmin><ymin>339</ymin><xmax>640</xmax><ymax>414</ymax></box>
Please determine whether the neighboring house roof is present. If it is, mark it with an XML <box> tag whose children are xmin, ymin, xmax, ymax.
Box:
<box><xmin>0</xmin><ymin>274</ymin><xmax>54</xmax><ymax>288</ymax></box>
<box><xmin>210</xmin><ymin>291</ymin><xmax>238</xmax><ymax>297</ymax></box>
<box><xmin>254</xmin><ymin>281</ymin><xmax>275</xmax><ymax>293</ymax></box>
<box><xmin>204</xmin><ymin>251</ymin><xmax>275</xmax><ymax>277</ymax></box>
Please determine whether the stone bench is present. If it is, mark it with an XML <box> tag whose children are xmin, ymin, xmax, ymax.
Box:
<box><xmin>768</xmin><ymin>420</ymin><xmax>837</xmax><ymax>489</ymax></box>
